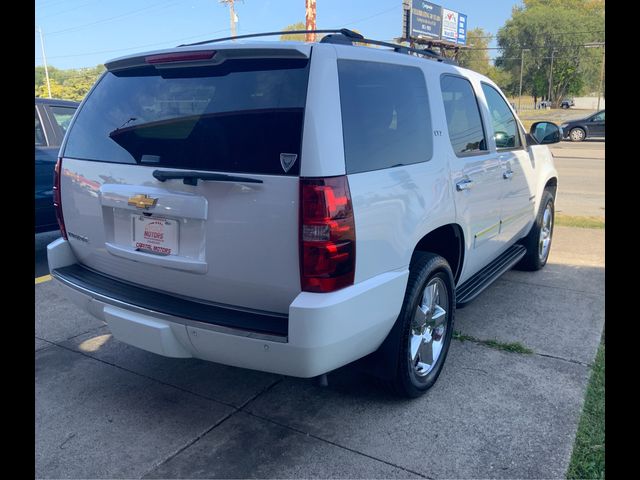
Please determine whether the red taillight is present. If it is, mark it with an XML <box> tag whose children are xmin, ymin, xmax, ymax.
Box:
<box><xmin>300</xmin><ymin>176</ymin><xmax>355</xmax><ymax>293</ymax></box>
<box><xmin>53</xmin><ymin>158</ymin><xmax>67</xmax><ymax>240</ymax></box>
<box><xmin>145</xmin><ymin>50</ymin><xmax>216</xmax><ymax>64</ymax></box>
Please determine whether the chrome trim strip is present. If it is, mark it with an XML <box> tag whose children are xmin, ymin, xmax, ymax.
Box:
<box><xmin>51</xmin><ymin>270</ymin><xmax>289</xmax><ymax>343</ymax></box>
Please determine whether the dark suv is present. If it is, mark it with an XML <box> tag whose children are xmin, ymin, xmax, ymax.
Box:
<box><xmin>35</xmin><ymin>97</ymin><xmax>79</xmax><ymax>232</ymax></box>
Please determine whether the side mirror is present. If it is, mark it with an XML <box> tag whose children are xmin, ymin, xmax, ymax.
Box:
<box><xmin>530</xmin><ymin>121</ymin><xmax>561</xmax><ymax>144</ymax></box>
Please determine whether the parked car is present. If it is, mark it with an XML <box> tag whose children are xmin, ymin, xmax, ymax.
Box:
<box><xmin>35</xmin><ymin>97</ymin><xmax>79</xmax><ymax>232</ymax></box>
<box><xmin>560</xmin><ymin>98</ymin><xmax>575</xmax><ymax>109</ymax></box>
<box><xmin>48</xmin><ymin>30</ymin><xmax>559</xmax><ymax>398</ymax></box>
<box><xmin>561</xmin><ymin>110</ymin><xmax>605</xmax><ymax>141</ymax></box>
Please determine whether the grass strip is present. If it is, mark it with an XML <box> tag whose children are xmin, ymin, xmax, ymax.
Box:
<box><xmin>556</xmin><ymin>214</ymin><xmax>605</xmax><ymax>229</ymax></box>
<box><xmin>566</xmin><ymin>341</ymin><xmax>605</xmax><ymax>479</ymax></box>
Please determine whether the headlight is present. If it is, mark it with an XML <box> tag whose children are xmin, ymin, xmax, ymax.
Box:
<box><xmin>560</xmin><ymin>123</ymin><xmax>569</xmax><ymax>129</ymax></box>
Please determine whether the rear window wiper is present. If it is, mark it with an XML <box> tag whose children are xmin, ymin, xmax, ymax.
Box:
<box><xmin>152</xmin><ymin>170</ymin><xmax>263</xmax><ymax>186</ymax></box>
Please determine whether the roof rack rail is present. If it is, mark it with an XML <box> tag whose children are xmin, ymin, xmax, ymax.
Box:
<box><xmin>178</xmin><ymin>28</ymin><xmax>363</xmax><ymax>47</ymax></box>
<box><xmin>321</xmin><ymin>34</ymin><xmax>456</xmax><ymax>64</ymax></box>
<box><xmin>177</xmin><ymin>28</ymin><xmax>456</xmax><ymax>65</ymax></box>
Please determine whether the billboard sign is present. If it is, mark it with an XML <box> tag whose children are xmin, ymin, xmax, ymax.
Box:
<box><xmin>410</xmin><ymin>0</ymin><xmax>442</xmax><ymax>40</ymax></box>
<box><xmin>441</xmin><ymin>8</ymin><xmax>459</xmax><ymax>43</ymax></box>
<box><xmin>457</xmin><ymin>13</ymin><xmax>467</xmax><ymax>45</ymax></box>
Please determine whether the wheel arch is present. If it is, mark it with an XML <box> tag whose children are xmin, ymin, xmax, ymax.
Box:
<box><xmin>356</xmin><ymin>223</ymin><xmax>464</xmax><ymax>381</ymax></box>
<box><xmin>412</xmin><ymin>223</ymin><xmax>465</xmax><ymax>285</ymax></box>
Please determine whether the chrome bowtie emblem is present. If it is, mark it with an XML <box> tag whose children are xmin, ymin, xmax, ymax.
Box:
<box><xmin>128</xmin><ymin>194</ymin><xmax>158</xmax><ymax>209</ymax></box>
<box><xmin>280</xmin><ymin>153</ymin><xmax>298</xmax><ymax>173</ymax></box>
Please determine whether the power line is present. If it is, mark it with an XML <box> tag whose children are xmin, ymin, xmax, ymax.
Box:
<box><xmin>465</xmin><ymin>43</ymin><xmax>605</xmax><ymax>51</ymax></box>
<box><xmin>38</xmin><ymin>27</ymin><xmax>232</xmax><ymax>60</ymax></box>
<box><xmin>46</xmin><ymin>0</ymin><xmax>181</xmax><ymax>36</ymax></box>
<box><xmin>342</xmin><ymin>3</ymin><xmax>402</xmax><ymax>27</ymax></box>
<box><xmin>471</xmin><ymin>29</ymin><xmax>604</xmax><ymax>40</ymax></box>
<box><xmin>37</xmin><ymin>0</ymin><xmax>102</xmax><ymax>20</ymax></box>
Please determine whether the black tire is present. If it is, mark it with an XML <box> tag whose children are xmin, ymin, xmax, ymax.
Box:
<box><xmin>569</xmin><ymin>127</ymin><xmax>585</xmax><ymax>142</ymax></box>
<box><xmin>388</xmin><ymin>252</ymin><xmax>455</xmax><ymax>398</ymax></box>
<box><xmin>517</xmin><ymin>189</ymin><xmax>555</xmax><ymax>271</ymax></box>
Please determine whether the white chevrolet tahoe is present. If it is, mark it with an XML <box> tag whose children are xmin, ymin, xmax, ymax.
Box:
<box><xmin>47</xmin><ymin>30</ymin><xmax>560</xmax><ymax>397</ymax></box>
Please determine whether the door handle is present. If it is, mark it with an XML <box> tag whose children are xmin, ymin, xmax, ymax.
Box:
<box><xmin>503</xmin><ymin>170</ymin><xmax>514</xmax><ymax>180</ymax></box>
<box><xmin>456</xmin><ymin>178</ymin><xmax>473</xmax><ymax>191</ymax></box>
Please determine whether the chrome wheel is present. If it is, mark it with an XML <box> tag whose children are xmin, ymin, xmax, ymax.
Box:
<box><xmin>570</xmin><ymin>128</ymin><xmax>585</xmax><ymax>141</ymax></box>
<box><xmin>538</xmin><ymin>203</ymin><xmax>553</xmax><ymax>262</ymax></box>
<box><xmin>410</xmin><ymin>277</ymin><xmax>448</xmax><ymax>378</ymax></box>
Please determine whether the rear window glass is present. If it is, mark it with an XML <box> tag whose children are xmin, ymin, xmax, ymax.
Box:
<box><xmin>63</xmin><ymin>58</ymin><xmax>310</xmax><ymax>176</ymax></box>
<box><xmin>49</xmin><ymin>105</ymin><xmax>77</xmax><ymax>134</ymax></box>
<box><xmin>337</xmin><ymin>60</ymin><xmax>432</xmax><ymax>174</ymax></box>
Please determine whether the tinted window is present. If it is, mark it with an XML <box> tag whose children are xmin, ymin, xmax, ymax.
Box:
<box><xmin>440</xmin><ymin>75</ymin><xmax>487</xmax><ymax>156</ymax></box>
<box><xmin>49</xmin><ymin>105</ymin><xmax>77</xmax><ymax>134</ymax></box>
<box><xmin>592</xmin><ymin>111</ymin><xmax>605</xmax><ymax>122</ymax></box>
<box><xmin>481</xmin><ymin>83</ymin><xmax>521</xmax><ymax>149</ymax></box>
<box><xmin>338</xmin><ymin>60</ymin><xmax>432</xmax><ymax>174</ymax></box>
<box><xmin>35</xmin><ymin>109</ymin><xmax>46</xmax><ymax>146</ymax></box>
<box><xmin>64</xmin><ymin>58</ymin><xmax>310</xmax><ymax>175</ymax></box>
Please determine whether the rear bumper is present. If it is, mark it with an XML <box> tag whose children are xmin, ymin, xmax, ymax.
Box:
<box><xmin>48</xmin><ymin>238</ymin><xmax>408</xmax><ymax>377</ymax></box>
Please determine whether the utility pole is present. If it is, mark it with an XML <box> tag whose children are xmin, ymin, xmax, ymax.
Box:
<box><xmin>597</xmin><ymin>46</ymin><xmax>605</xmax><ymax>110</ymax></box>
<box><xmin>305</xmin><ymin>0</ymin><xmax>316</xmax><ymax>42</ymax></box>
<box><xmin>547</xmin><ymin>49</ymin><xmax>556</xmax><ymax>106</ymax></box>
<box><xmin>219</xmin><ymin>0</ymin><xmax>239</xmax><ymax>37</ymax></box>
<box><xmin>518</xmin><ymin>48</ymin><xmax>529</xmax><ymax>112</ymax></box>
<box><xmin>38</xmin><ymin>26</ymin><xmax>52</xmax><ymax>99</ymax></box>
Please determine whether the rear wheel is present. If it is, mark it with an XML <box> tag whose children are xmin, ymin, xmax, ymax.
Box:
<box><xmin>389</xmin><ymin>253</ymin><xmax>455</xmax><ymax>398</ymax></box>
<box><xmin>517</xmin><ymin>189</ymin><xmax>555</xmax><ymax>271</ymax></box>
<box><xmin>569</xmin><ymin>127</ymin><xmax>585</xmax><ymax>142</ymax></box>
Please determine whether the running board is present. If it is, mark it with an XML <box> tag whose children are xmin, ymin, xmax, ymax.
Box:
<box><xmin>456</xmin><ymin>244</ymin><xmax>526</xmax><ymax>307</ymax></box>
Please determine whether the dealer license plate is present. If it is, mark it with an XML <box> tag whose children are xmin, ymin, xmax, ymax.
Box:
<box><xmin>133</xmin><ymin>215</ymin><xmax>178</xmax><ymax>256</ymax></box>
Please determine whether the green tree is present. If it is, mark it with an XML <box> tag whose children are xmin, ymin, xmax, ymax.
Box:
<box><xmin>457</xmin><ymin>28</ymin><xmax>492</xmax><ymax>75</ymax></box>
<box><xmin>35</xmin><ymin>65</ymin><xmax>105</xmax><ymax>101</ymax></box>
<box><xmin>495</xmin><ymin>0</ymin><xmax>604</xmax><ymax>105</ymax></box>
<box><xmin>280</xmin><ymin>22</ymin><xmax>306</xmax><ymax>41</ymax></box>
<box><xmin>457</xmin><ymin>28</ymin><xmax>512</xmax><ymax>89</ymax></box>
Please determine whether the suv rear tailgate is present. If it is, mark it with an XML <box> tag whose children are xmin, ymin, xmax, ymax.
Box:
<box><xmin>59</xmin><ymin>47</ymin><xmax>311</xmax><ymax>314</ymax></box>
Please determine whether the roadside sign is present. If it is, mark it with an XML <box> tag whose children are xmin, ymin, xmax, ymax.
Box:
<box><xmin>410</xmin><ymin>0</ymin><xmax>443</xmax><ymax>40</ymax></box>
<box><xmin>457</xmin><ymin>13</ymin><xmax>467</xmax><ymax>45</ymax></box>
<box><xmin>441</xmin><ymin>8</ymin><xmax>458</xmax><ymax>43</ymax></box>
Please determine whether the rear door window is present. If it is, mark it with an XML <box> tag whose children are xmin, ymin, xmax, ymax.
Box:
<box><xmin>337</xmin><ymin>60</ymin><xmax>432</xmax><ymax>174</ymax></box>
<box><xmin>63</xmin><ymin>58</ymin><xmax>310</xmax><ymax>176</ymax></box>
<box><xmin>440</xmin><ymin>75</ymin><xmax>488</xmax><ymax>156</ymax></box>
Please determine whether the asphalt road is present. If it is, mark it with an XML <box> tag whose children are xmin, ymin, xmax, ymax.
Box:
<box><xmin>35</xmin><ymin>141</ymin><xmax>605</xmax><ymax>479</ymax></box>
<box><xmin>548</xmin><ymin>140</ymin><xmax>605</xmax><ymax>218</ymax></box>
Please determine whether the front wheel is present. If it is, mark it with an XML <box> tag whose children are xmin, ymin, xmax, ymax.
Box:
<box><xmin>569</xmin><ymin>128</ymin><xmax>585</xmax><ymax>142</ymax></box>
<box><xmin>389</xmin><ymin>253</ymin><xmax>455</xmax><ymax>398</ymax></box>
<box><xmin>517</xmin><ymin>189</ymin><xmax>555</xmax><ymax>271</ymax></box>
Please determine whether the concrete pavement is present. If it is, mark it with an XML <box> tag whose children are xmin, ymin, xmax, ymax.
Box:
<box><xmin>35</xmin><ymin>224</ymin><xmax>604</xmax><ymax>479</ymax></box>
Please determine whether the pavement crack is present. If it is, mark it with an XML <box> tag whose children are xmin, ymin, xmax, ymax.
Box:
<box><xmin>534</xmin><ymin>352</ymin><xmax>592</xmax><ymax>367</ymax></box>
<box><xmin>496</xmin><ymin>277</ymin><xmax>604</xmax><ymax>297</ymax></box>
<box><xmin>454</xmin><ymin>335</ymin><xmax>593</xmax><ymax>367</ymax></box>
<box><xmin>244</xmin><ymin>410</ymin><xmax>433</xmax><ymax>479</ymax></box>
<box><xmin>237</xmin><ymin>376</ymin><xmax>284</xmax><ymax>411</ymax></box>
<box><xmin>140</xmin><ymin>409</ymin><xmax>239</xmax><ymax>479</ymax></box>
<box><xmin>59</xmin><ymin>432</ymin><xmax>76</xmax><ymax>450</ymax></box>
